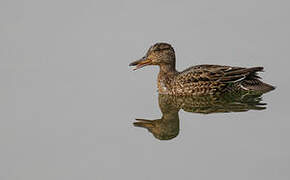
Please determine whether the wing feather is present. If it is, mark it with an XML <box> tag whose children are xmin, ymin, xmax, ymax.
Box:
<box><xmin>178</xmin><ymin>65</ymin><xmax>263</xmax><ymax>84</ymax></box>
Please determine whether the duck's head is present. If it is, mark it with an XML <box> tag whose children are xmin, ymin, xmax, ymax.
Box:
<box><xmin>129</xmin><ymin>42</ymin><xmax>176</xmax><ymax>70</ymax></box>
<box><xmin>133</xmin><ymin>118</ymin><xmax>179</xmax><ymax>140</ymax></box>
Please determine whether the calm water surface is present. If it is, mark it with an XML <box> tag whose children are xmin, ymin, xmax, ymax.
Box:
<box><xmin>1</xmin><ymin>0</ymin><xmax>289</xmax><ymax>180</ymax></box>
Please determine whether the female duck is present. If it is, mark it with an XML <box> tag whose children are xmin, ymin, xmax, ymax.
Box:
<box><xmin>129</xmin><ymin>43</ymin><xmax>275</xmax><ymax>96</ymax></box>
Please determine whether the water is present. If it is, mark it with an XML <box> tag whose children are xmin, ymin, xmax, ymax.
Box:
<box><xmin>1</xmin><ymin>0</ymin><xmax>289</xmax><ymax>179</ymax></box>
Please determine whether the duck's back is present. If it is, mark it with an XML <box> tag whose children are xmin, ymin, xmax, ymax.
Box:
<box><xmin>169</xmin><ymin>64</ymin><xmax>275</xmax><ymax>96</ymax></box>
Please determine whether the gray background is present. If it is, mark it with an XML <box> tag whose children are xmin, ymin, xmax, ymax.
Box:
<box><xmin>0</xmin><ymin>0</ymin><xmax>289</xmax><ymax>179</ymax></box>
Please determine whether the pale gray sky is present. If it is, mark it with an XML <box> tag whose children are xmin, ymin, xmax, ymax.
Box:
<box><xmin>0</xmin><ymin>0</ymin><xmax>289</xmax><ymax>180</ymax></box>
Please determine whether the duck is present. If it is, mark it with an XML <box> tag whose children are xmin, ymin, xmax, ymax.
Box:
<box><xmin>129</xmin><ymin>42</ymin><xmax>275</xmax><ymax>96</ymax></box>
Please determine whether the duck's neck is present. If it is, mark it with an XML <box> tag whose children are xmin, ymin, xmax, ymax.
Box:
<box><xmin>157</xmin><ymin>63</ymin><xmax>178</xmax><ymax>94</ymax></box>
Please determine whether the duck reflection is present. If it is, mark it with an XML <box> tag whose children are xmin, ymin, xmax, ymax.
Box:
<box><xmin>133</xmin><ymin>93</ymin><xmax>267</xmax><ymax>140</ymax></box>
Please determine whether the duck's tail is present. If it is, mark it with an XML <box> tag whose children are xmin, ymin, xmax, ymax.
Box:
<box><xmin>222</xmin><ymin>66</ymin><xmax>275</xmax><ymax>93</ymax></box>
<box><xmin>237</xmin><ymin>67</ymin><xmax>275</xmax><ymax>93</ymax></box>
<box><xmin>240</xmin><ymin>79</ymin><xmax>275</xmax><ymax>93</ymax></box>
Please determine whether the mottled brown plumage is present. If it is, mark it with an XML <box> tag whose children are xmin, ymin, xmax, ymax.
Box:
<box><xmin>130</xmin><ymin>42</ymin><xmax>275</xmax><ymax>96</ymax></box>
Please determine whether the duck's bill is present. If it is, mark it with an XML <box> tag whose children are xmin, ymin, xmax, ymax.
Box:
<box><xmin>133</xmin><ymin>119</ymin><xmax>154</xmax><ymax>128</ymax></box>
<box><xmin>129</xmin><ymin>57</ymin><xmax>152</xmax><ymax>71</ymax></box>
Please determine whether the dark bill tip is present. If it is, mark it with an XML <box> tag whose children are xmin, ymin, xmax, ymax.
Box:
<box><xmin>129</xmin><ymin>60</ymin><xmax>141</xmax><ymax>66</ymax></box>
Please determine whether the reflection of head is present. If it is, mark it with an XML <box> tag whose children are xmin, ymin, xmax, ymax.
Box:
<box><xmin>134</xmin><ymin>117</ymin><xmax>179</xmax><ymax>140</ymax></box>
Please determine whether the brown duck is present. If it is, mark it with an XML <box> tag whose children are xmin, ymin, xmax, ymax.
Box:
<box><xmin>129</xmin><ymin>42</ymin><xmax>275</xmax><ymax>96</ymax></box>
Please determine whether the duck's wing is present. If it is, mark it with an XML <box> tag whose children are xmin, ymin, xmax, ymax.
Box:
<box><xmin>177</xmin><ymin>64</ymin><xmax>263</xmax><ymax>83</ymax></box>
